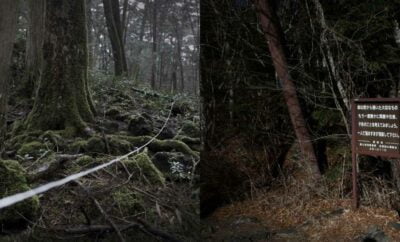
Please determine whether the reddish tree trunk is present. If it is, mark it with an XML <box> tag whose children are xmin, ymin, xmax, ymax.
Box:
<box><xmin>255</xmin><ymin>0</ymin><xmax>321</xmax><ymax>178</ymax></box>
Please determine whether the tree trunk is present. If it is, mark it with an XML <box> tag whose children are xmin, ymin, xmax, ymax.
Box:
<box><xmin>0</xmin><ymin>0</ymin><xmax>19</xmax><ymax>154</ymax></box>
<box><xmin>150</xmin><ymin>0</ymin><xmax>157</xmax><ymax>89</ymax></box>
<box><xmin>255</xmin><ymin>0</ymin><xmax>321</xmax><ymax>178</ymax></box>
<box><xmin>139</xmin><ymin>0</ymin><xmax>149</xmax><ymax>42</ymax></box>
<box><xmin>175</xmin><ymin>25</ymin><xmax>185</xmax><ymax>92</ymax></box>
<box><xmin>23</xmin><ymin>0</ymin><xmax>45</xmax><ymax>99</ymax></box>
<box><xmin>103</xmin><ymin>0</ymin><xmax>128</xmax><ymax>76</ymax></box>
<box><xmin>25</xmin><ymin>0</ymin><xmax>95</xmax><ymax>136</ymax></box>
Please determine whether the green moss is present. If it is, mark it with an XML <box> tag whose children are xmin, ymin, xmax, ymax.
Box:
<box><xmin>108</xmin><ymin>136</ymin><xmax>132</xmax><ymax>155</ymax></box>
<box><xmin>69</xmin><ymin>138</ymin><xmax>88</xmax><ymax>153</ymax></box>
<box><xmin>112</xmin><ymin>187</ymin><xmax>143</xmax><ymax>215</ymax></box>
<box><xmin>0</xmin><ymin>160</ymin><xmax>40</xmax><ymax>227</ymax></box>
<box><xmin>76</xmin><ymin>155</ymin><xmax>94</xmax><ymax>166</ymax></box>
<box><xmin>85</xmin><ymin>136</ymin><xmax>105</xmax><ymax>154</ymax></box>
<box><xmin>123</xmin><ymin>151</ymin><xmax>165</xmax><ymax>185</ymax></box>
<box><xmin>39</xmin><ymin>130</ymin><xmax>65</xmax><ymax>148</ymax></box>
<box><xmin>69</xmin><ymin>137</ymin><xmax>106</xmax><ymax>154</ymax></box>
<box><xmin>181</xmin><ymin>120</ymin><xmax>200</xmax><ymax>137</ymax></box>
<box><xmin>17</xmin><ymin>141</ymin><xmax>47</xmax><ymax>156</ymax></box>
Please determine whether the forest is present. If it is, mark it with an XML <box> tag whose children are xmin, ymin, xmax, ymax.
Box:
<box><xmin>201</xmin><ymin>0</ymin><xmax>400</xmax><ymax>241</ymax></box>
<box><xmin>0</xmin><ymin>0</ymin><xmax>200</xmax><ymax>241</ymax></box>
<box><xmin>2</xmin><ymin>0</ymin><xmax>400</xmax><ymax>241</ymax></box>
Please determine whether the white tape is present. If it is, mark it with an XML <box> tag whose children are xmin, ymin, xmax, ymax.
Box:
<box><xmin>0</xmin><ymin>100</ymin><xmax>175</xmax><ymax>210</ymax></box>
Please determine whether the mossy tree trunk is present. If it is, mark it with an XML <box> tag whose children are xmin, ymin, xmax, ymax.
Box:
<box><xmin>0</xmin><ymin>0</ymin><xmax>19</xmax><ymax>153</ymax></box>
<box><xmin>25</xmin><ymin>0</ymin><xmax>96</xmax><ymax>136</ymax></box>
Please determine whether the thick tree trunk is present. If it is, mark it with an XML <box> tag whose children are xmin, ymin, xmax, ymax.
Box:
<box><xmin>150</xmin><ymin>0</ymin><xmax>158</xmax><ymax>89</ymax></box>
<box><xmin>255</xmin><ymin>0</ymin><xmax>321</xmax><ymax>178</ymax></box>
<box><xmin>103</xmin><ymin>0</ymin><xmax>128</xmax><ymax>76</ymax></box>
<box><xmin>25</xmin><ymin>0</ymin><xmax>95</xmax><ymax>136</ymax></box>
<box><xmin>0</xmin><ymin>0</ymin><xmax>19</xmax><ymax>154</ymax></box>
<box><xmin>23</xmin><ymin>0</ymin><xmax>45</xmax><ymax>99</ymax></box>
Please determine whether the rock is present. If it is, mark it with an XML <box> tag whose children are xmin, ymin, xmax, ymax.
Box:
<box><xmin>171</xmin><ymin>101</ymin><xmax>192</xmax><ymax>116</ymax></box>
<box><xmin>69</xmin><ymin>137</ymin><xmax>105</xmax><ymax>154</ymax></box>
<box><xmin>17</xmin><ymin>141</ymin><xmax>47</xmax><ymax>157</ymax></box>
<box><xmin>128</xmin><ymin>114</ymin><xmax>153</xmax><ymax>136</ymax></box>
<box><xmin>85</xmin><ymin>137</ymin><xmax>106</xmax><ymax>154</ymax></box>
<box><xmin>181</xmin><ymin>120</ymin><xmax>200</xmax><ymax>138</ymax></box>
<box><xmin>158</xmin><ymin>126</ymin><xmax>177</xmax><ymax>140</ymax></box>
<box><xmin>0</xmin><ymin>160</ymin><xmax>40</xmax><ymax>229</ymax></box>
<box><xmin>102</xmin><ymin>120</ymin><xmax>120</xmax><ymax>132</ymax></box>
<box><xmin>105</xmin><ymin>106</ymin><xmax>121</xmax><ymax>118</ymax></box>
<box><xmin>361</xmin><ymin>226</ymin><xmax>389</xmax><ymax>242</ymax></box>
<box><xmin>123</xmin><ymin>151</ymin><xmax>165</xmax><ymax>185</ymax></box>
<box><xmin>107</xmin><ymin>135</ymin><xmax>132</xmax><ymax>155</ymax></box>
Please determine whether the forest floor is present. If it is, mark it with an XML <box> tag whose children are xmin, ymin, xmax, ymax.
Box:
<box><xmin>0</xmin><ymin>79</ymin><xmax>200</xmax><ymax>241</ymax></box>
<box><xmin>201</xmin><ymin>179</ymin><xmax>400</xmax><ymax>241</ymax></box>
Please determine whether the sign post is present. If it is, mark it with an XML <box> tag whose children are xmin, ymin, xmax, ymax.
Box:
<box><xmin>352</xmin><ymin>98</ymin><xmax>400</xmax><ymax>209</ymax></box>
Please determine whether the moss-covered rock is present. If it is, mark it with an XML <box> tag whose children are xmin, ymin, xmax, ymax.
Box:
<box><xmin>85</xmin><ymin>137</ymin><xmax>106</xmax><ymax>154</ymax></box>
<box><xmin>181</xmin><ymin>121</ymin><xmax>200</xmax><ymax>138</ymax></box>
<box><xmin>0</xmin><ymin>160</ymin><xmax>40</xmax><ymax>228</ymax></box>
<box><xmin>112</xmin><ymin>187</ymin><xmax>143</xmax><ymax>215</ymax></box>
<box><xmin>105</xmin><ymin>106</ymin><xmax>121</xmax><ymax>118</ymax></box>
<box><xmin>69</xmin><ymin>137</ymin><xmax>105</xmax><ymax>154</ymax></box>
<box><xmin>17</xmin><ymin>141</ymin><xmax>48</xmax><ymax>157</ymax></box>
<box><xmin>123</xmin><ymin>151</ymin><xmax>165</xmax><ymax>185</ymax></box>
<box><xmin>108</xmin><ymin>135</ymin><xmax>132</xmax><ymax>155</ymax></box>
<box><xmin>69</xmin><ymin>138</ymin><xmax>88</xmax><ymax>153</ymax></box>
<box><xmin>127</xmin><ymin>114</ymin><xmax>153</xmax><ymax>136</ymax></box>
<box><xmin>76</xmin><ymin>155</ymin><xmax>94</xmax><ymax>166</ymax></box>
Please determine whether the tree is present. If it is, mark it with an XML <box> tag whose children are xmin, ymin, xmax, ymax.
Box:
<box><xmin>150</xmin><ymin>0</ymin><xmax>158</xmax><ymax>89</ymax></box>
<box><xmin>22</xmin><ymin>0</ymin><xmax>46</xmax><ymax>99</ymax></box>
<box><xmin>254</xmin><ymin>0</ymin><xmax>321</xmax><ymax>178</ymax></box>
<box><xmin>25</xmin><ymin>0</ymin><xmax>96</xmax><ymax>136</ymax></box>
<box><xmin>0</xmin><ymin>0</ymin><xmax>19</xmax><ymax>153</ymax></box>
<box><xmin>103</xmin><ymin>0</ymin><xmax>128</xmax><ymax>76</ymax></box>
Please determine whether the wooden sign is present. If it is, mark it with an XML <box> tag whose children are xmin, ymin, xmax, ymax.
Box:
<box><xmin>353</xmin><ymin>99</ymin><xmax>400</xmax><ymax>158</ymax></box>
<box><xmin>351</xmin><ymin>98</ymin><xmax>400</xmax><ymax>209</ymax></box>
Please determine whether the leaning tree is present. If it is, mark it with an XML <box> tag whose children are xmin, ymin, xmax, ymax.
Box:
<box><xmin>25</xmin><ymin>0</ymin><xmax>96</xmax><ymax>136</ymax></box>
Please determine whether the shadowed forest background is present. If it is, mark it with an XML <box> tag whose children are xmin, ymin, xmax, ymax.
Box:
<box><xmin>201</xmin><ymin>0</ymin><xmax>400</xmax><ymax>240</ymax></box>
<box><xmin>0</xmin><ymin>0</ymin><xmax>199</xmax><ymax>241</ymax></box>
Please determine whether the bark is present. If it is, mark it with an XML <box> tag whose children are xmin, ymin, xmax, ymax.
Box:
<box><xmin>25</xmin><ymin>0</ymin><xmax>95</xmax><ymax>136</ymax></box>
<box><xmin>103</xmin><ymin>0</ymin><xmax>128</xmax><ymax>76</ymax></box>
<box><xmin>174</xmin><ymin>24</ymin><xmax>185</xmax><ymax>92</ymax></box>
<box><xmin>23</xmin><ymin>0</ymin><xmax>45</xmax><ymax>99</ymax></box>
<box><xmin>150</xmin><ymin>0</ymin><xmax>157</xmax><ymax>89</ymax></box>
<box><xmin>255</xmin><ymin>0</ymin><xmax>321</xmax><ymax>178</ymax></box>
<box><xmin>0</xmin><ymin>0</ymin><xmax>19</xmax><ymax>153</ymax></box>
